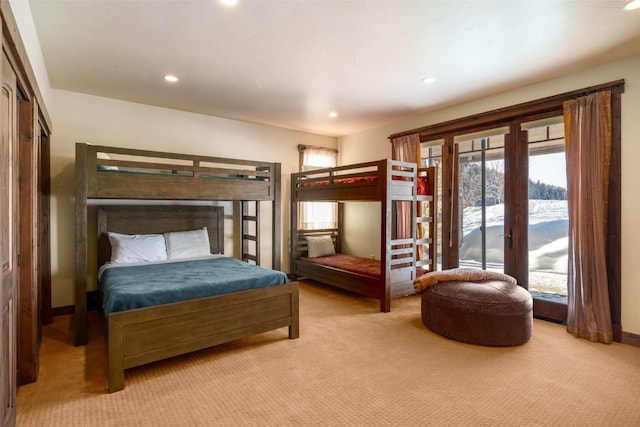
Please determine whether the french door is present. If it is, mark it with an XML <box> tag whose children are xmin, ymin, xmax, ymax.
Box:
<box><xmin>450</xmin><ymin>120</ymin><xmax>569</xmax><ymax>322</ymax></box>
<box><xmin>411</xmin><ymin>82</ymin><xmax>621</xmax><ymax>333</ymax></box>
<box><xmin>456</xmin><ymin>131</ymin><xmax>506</xmax><ymax>273</ymax></box>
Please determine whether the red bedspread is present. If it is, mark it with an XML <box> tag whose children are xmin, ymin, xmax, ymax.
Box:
<box><xmin>299</xmin><ymin>175</ymin><xmax>378</xmax><ymax>187</ymax></box>
<box><xmin>298</xmin><ymin>175</ymin><xmax>413</xmax><ymax>187</ymax></box>
<box><xmin>299</xmin><ymin>254</ymin><xmax>380</xmax><ymax>278</ymax></box>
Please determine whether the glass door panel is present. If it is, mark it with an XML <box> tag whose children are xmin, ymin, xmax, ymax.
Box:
<box><xmin>526</xmin><ymin>121</ymin><xmax>568</xmax><ymax>303</ymax></box>
<box><xmin>457</xmin><ymin>134</ymin><xmax>505</xmax><ymax>272</ymax></box>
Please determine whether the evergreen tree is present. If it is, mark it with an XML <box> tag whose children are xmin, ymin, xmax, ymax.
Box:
<box><xmin>459</xmin><ymin>162</ymin><xmax>567</xmax><ymax>208</ymax></box>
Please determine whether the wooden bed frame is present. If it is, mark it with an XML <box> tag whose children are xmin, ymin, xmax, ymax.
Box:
<box><xmin>74</xmin><ymin>142</ymin><xmax>283</xmax><ymax>345</ymax></box>
<box><xmin>290</xmin><ymin>159</ymin><xmax>418</xmax><ymax>312</ymax></box>
<box><xmin>73</xmin><ymin>143</ymin><xmax>295</xmax><ymax>392</ymax></box>
<box><xmin>97</xmin><ymin>205</ymin><xmax>298</xmax><ymax>393</ymax></box>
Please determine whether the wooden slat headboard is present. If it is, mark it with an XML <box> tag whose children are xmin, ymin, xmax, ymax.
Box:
<box><xmin>96</xmin><ymin>205</ymin><xmax>224</xmax><ymax>269</ymax></box>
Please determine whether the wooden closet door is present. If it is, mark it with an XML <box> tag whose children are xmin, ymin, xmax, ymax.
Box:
<box><xmin>18</xmin><ymin>94</ymin><xmax>40</xmax><ymax>385</ymax></box>
<box><xmin>1</xmin><ymin>50</ymin><xmax>18</xmax><ymax>427</ymax></box>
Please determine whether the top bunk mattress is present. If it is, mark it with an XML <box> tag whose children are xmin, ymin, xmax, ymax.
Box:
<box><xmin>99</xmin><ymin>256</ymin><xmax>288</xmax><ymax>315</ymax></box>
<box><xmin>291</xmin><ymin>159</ymin><xmax>417</xmax><ymax>202</ymax></box>
<box><xmin>76</xmin><ymin>142</ymin><xmax>279</xmax><ymax>201</ymax></box>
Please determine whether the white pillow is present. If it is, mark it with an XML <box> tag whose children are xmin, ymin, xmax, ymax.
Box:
<box><xmin>97</xmin><ymin>152</ymin><xmax>119</xmax><ymax>171</ymax></box>
<box><xmin>306</xmin><ymin>235</ymin><xmax>336</xmax><ymax>258</ymax></box>
<box><xmin>164</xmin><ymin>227</ymin><xmax>211</xmax><ymax>260</ymax></box>
<box><xmin>108</xmin><ymin>232</ymin><xmax>167</xmax><ymax>264</ymax></box>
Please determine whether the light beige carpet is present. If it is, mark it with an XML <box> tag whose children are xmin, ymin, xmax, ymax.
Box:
<box><xmin>16</xmin><ymin>281</ymin><xmax>640</xmax><ymax>426</ymax></box>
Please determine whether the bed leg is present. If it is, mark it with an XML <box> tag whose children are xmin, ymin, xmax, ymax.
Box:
<box><xmin>108</xmin><ymin>316</ymin><xmax>125</xmax><ymax>393</ymax></box>
<box><xmin>289</xmin><ymin>282</ymin><xmax>300</xmax><ymax>339</ymax></box>
<box><xmin>289</xmin><ymin>322</ymin><xmax>299</xmax><ymax>339</ymax></box>
<box><xmin>380</xmin><ymin>297</ymin><xmax>391</xmax><ymax>313</ymax></box>
<box><xmin>108</xmin><ymin>368</ymin><xmax>125</xmax><ymax>393</ymax></box>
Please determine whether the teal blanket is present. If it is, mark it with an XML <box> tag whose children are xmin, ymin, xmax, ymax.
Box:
<box><xmin>100</xmin><ymin>257</ymin><xmax>288</xmax><ymax>315</ymax></box>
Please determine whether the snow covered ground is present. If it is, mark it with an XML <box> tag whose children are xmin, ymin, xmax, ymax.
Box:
<box><xmin>459</xmin><ymin>199</ymin><xmax>568</xmax><ymax>295</ymax></box>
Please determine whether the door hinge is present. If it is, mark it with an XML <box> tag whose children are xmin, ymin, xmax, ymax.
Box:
<box><xmin>17</xmin><ymin>254</ymin><xmax>21</xmax><ymax>267</ymax></box>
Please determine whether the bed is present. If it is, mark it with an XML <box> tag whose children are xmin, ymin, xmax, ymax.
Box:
<box><xmin>74</xmin><ymin>143</ymin><xmax>297</xmax><ymax>392</ymax></box>
<box><xmin>290</xmin><ymin>159</ymin><xmax>418</xmax><ymax>312</ymax></box>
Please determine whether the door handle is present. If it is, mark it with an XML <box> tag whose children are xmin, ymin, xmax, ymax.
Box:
<box><xmin>500</xmin><ymin>229</ymin><xmax>513</xmax><ymax>249</ymax></box>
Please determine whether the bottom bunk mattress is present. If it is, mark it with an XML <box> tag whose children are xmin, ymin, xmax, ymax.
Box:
<box><xmin>298</xmin><ymin>253</ymin><xmax>380</xmax><ymax>277</ymax></box>
<box><xmin>298</xmin><ymin>254</ymin><xmax>426</xmax><ymax>281</ymax></box>
<box><xmin>99</xmin><ymin>256</ymin><xmax>288</xmax><ymax>315</ymax></box>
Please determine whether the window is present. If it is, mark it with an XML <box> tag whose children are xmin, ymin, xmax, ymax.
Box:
<box><xmin>420</xmin><ymin>139</ymin><xmax>443</xmax><ymax>268</ymax></box>
<box><xmin>399</xmin><ymin>80</ymin><xmax>622</xmax><ymax>325</ymax></box>
<box><xmin>523</xmin><ymin>118</ymin><xmax>568</xmax><ymax>300</ymax></box>
<box><xmin>455</xmin><ymin>129</ymin><xmax>508</xmax><ymax>272</ymax></box>
<box><xmin>298</xmin><ymin>145</ymin><xmax>338</xmax><ymax>230</ymax></box>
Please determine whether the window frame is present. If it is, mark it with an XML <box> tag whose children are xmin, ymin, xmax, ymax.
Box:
<box><xmin>393</xmin><ymin>80</ymin><xmax>623</xmax><ymax>339</ymax></box>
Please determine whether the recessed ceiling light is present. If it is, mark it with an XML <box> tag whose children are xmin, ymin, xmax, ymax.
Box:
<box><xmin>164</xmin><ymin>75</ymin><xmax>179</xmax><ymax>83</ymax></box>
<box><xmin>422</xmin><ymin>77</ymin><xmax>436</xmax><ymax>84</ymax></box>
<box><xmin>624</xmin><ymin>0</ymin><xmax>640</xmax><ymax>10</ymax></box>
<box><xmin>220</xmin><ymin>0</ymin><xmax>238</xmax><ymax>6</ymax></box>
<box><xmin>328</xmin><ymin>112</ymin><xmax>338</xmax><ymax>118</ymax></box>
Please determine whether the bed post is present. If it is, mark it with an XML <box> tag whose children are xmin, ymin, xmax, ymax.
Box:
<box><xmin>290</xmin><ymin>171</ymin><xmax>298</xmax><ymax>279</ymax></box>
<box><xmin>289</xmin><ymin>282</ymin><xmax>300</xmax><ymax>339</ymax></box>
<box><xmin>336</xmin><ymin>202</ymin><xmax>344</xmax><ymax>253</ymax></box>
<box><xmin>380</xmin><ymin>160</ymin><xmax>391</xmax><ymax>312</ymax></box>
<box><xmin>273</xmin><ymin>162</ymin><xmax>281</xmax><ymax>271</ymax></box>
<box><xmin>107</xmin><ymin>316</ymin><xmax>125</xmax><ymax>393</ymax></box>
<box><xmin>73</xmin><ymin>143</ymin><xmax>89</xmax><ymax>345</ymax></box>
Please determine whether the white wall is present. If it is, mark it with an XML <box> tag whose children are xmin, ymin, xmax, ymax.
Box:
<box><xmin>50</xmin><ymin>89</ymin><xmax>336</xmax><ymax>307</ymax></box>
<box><xmin>340</xmin><ymin>55</ymin><xmax>640</xmax><ymax>336</ymax></box>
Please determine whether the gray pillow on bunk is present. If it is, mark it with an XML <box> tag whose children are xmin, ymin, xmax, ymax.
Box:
<box><xmin>305</xmin><ymin>235</ymin><xmax>336</xmax><ymax>258</ymax></box>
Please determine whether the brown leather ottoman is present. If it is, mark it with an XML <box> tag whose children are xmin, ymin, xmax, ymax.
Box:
<box><xmin>421</xmin><ymin>279</ymin><xmax>533</xmax><ymax>346</ymax></box>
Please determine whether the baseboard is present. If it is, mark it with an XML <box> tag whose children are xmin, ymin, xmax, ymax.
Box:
<box><xmin>621</xmin><ymin>331</ymin><xmax>640</xmax><ymax>347</ymax></box>
<box><xmin>51</xmin><ymin>305</ymin><xmax>74</xmax><ymax>317</ymax></box>
<box><xmin>51</xmin><ymin>291</ymin><xmax>98</xmax><ymax>317</ymax></box>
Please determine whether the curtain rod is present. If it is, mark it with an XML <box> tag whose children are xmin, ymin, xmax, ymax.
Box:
<box><xmin>389</xmin><ymin>79</ymin><xmax>625</xmax><ymax>140</ymax></box>
<box><xmin>297</xmin><ymin>144</ymin><xmax>339</xmax><ymax>153</ymax></box>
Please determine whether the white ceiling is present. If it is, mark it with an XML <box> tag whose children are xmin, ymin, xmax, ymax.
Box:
<box><xmin>29</xmin><ymin>0</ymin><xmax>640</xmax><ymax>137</ymax></box>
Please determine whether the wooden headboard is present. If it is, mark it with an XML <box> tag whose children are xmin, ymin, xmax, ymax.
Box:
<box><xmin>96</xmin><ymin>205</ymin><xmax>224</xmax><ymax>269</ymax></box>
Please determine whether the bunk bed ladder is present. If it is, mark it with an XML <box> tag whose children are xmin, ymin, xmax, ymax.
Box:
<box><xmin>241</xmin><ymin>200</ymin><xmax>260</xmax><ymax>264</ymax></box>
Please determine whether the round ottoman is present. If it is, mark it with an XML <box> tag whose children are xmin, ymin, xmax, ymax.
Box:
<box><xmin>421</xmin><ymin>280</ymin><xmax>533</xmax><ymax>346</ymax></box>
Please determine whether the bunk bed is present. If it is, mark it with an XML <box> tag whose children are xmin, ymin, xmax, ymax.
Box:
<box><xmin>74</xmin><ymin>143</ymin><xmax>298</xmax><ymax>392</ymax></box>
<box><xmin>290</xmin><ymin>159</ymin><xmax>418</xmax><ymax>312</ymax></box>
